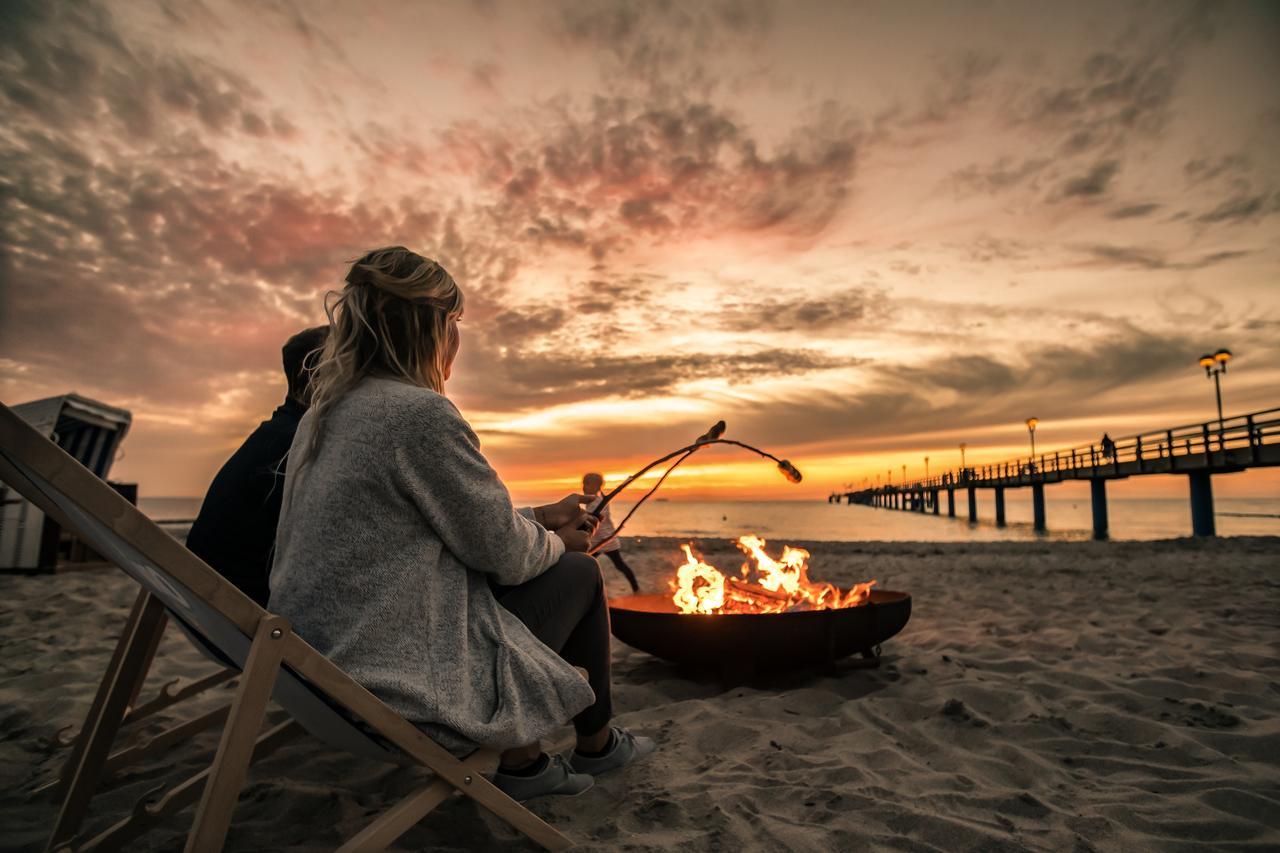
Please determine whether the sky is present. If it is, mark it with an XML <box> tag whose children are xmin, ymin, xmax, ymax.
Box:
<box><xmin>1</xmin><ymin>0</ymin><xmax>1278</xmax><ymax>503</ymax></box>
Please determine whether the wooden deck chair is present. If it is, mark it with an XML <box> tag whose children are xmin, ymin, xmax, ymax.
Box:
<box><xmin>38</xmin><ymin>612</ymin><xmax>240</xmax><ymax>801</ymax></box>
<box><xmin>0</xmin><ymin>402</ymin><xmax>573</xmax><ymax>853</ymax></box>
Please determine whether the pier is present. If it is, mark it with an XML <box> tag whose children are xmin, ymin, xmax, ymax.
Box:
<box><xmin>831</xmin><ymin>407</ymin><xmax>1280</xmax><ymax>538</ymax></box>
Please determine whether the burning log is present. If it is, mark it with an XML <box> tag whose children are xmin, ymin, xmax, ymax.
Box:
<box><xmin>672</xmin><ymin>536</ymin><xmax>876</xmax><ymax>616</ymax></box>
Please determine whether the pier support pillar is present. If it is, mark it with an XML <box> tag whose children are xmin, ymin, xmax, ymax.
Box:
<box><xmin>917</xmin><ymin>491</ymin><xmax>926</xmax><ymax>512</ymax></box>
<box><xmin>967</xmin><ymin>487</ymin><xmax>977</xmax><ymax>524</ymax></box>
<box><xmin>1090</xmin><ymin>479</ymin><xmax>1108</xmax><ymax>540</ymax></box>
<box><xmin>994</xmin><ymin>487</ymin><xmax>1006</xmax><ymax>527</ymax></box>
<box><xmin>1032</xmin><ymin>483</ymin><xmax>1046</xmax><ymax>532</ymax></box>
<box><xmin>932</xmin><ymin>489</ymin><xmax>940</xmax><ymax>515</ymax></box>
<box><xmin>947</xmin><ymin>489</ymin><xmax>955</xmax><ymax>518</ymax></box>
<box><xmin>1188</xmin><ymin>471</ymin><xmax>1216</xmax><ymax>537</ymax></box>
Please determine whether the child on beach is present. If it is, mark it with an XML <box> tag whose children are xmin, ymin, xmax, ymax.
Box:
<box><xmin>270</xmin><ymin>247</ymin><xmax>654</xmax><ymax>802</ymax></box>
<box><xmin>583</xmin><ymin>472</ymin><xmax>641</xmax><ymax>593</ymax></box>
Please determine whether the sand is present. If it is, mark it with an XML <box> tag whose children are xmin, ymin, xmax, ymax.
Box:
<box><xmin>2</xmin><ymin>536</ymin><xmax>1279</xmax><ymax>851</ymax></box>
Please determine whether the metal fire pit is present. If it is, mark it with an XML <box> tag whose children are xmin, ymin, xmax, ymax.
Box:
<box><xmin>608</xmin><ymin>590</ymin><xmax>912</xmax><ymax>674</ymax></box>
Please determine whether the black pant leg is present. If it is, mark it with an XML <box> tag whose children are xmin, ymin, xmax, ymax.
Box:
<box><xmin>492</xmin><ymin>553</ymin><xmax>613</xmax><ymax>736</ymax></box>
<box><xmin>604</xmin><ymin>550</ymin><xmax>640</xmax><ymax>591</ymax></box>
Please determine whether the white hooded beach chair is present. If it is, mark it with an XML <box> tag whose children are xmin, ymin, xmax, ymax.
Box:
<box><xmin>0</xmin><ymin>402</ymin><xmax>572</xmax><ymax>852</ymax></box>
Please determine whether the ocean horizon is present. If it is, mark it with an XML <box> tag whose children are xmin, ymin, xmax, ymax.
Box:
<box><xmin>139</xmin><ymin>495</ymin><xmax>1280</xmax><ymax>543</ymax></box>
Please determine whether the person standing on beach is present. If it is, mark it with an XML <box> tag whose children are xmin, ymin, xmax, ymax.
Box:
<box><xmin>270</xmin><ymin>246</ymin><xmax>654</xmax><ymax>803</ymax></box>
<box><xmin>583</xmin><ymin>472</ymin><xmax>640</xmax><ymax>593</ymax></box>
<box><xmin>185</xmin><ymin>325</ymin><xmax>328</xmax><ymax>606</ymax></box>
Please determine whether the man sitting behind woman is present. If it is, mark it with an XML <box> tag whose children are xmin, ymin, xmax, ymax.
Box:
<box><xmin>269</xmin><ymin>247</ymin><xmax>653</xmax><ymax>802</ymax></box>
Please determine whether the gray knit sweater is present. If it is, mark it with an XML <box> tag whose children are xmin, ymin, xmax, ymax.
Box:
<box><xmin>269</xmin><ymin>377</ymin><xmax>595</xmax><ymax>752</ymax></box>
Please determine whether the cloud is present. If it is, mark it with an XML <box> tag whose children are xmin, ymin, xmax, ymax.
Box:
<box><xmin>1196</xmin><ymin>193</ymin><xmax>1275</xmax><ymax>224</ymax></box>
<box><xmin>449</xmin><ymin>96</ymin><xmax>861</xmax><ymax>263</ymax></box>
<box><xmin>454</xmin><ymin>343</ymin><xmax>857</xmax><ymax>412</ymax></box>
<box><xmin>1077</xmin><ymin>244</ymin><xmax>1251</xmax><ymax>271</ymax></box>
<box><xmin>716</xmin><ymin>288</ymin><xmax>882</xmax><ymax>333</ymax></box>
<box><xmin>1106</xmin><ymin>202</ymin><xmax>1161</xmax><ymax>219</ymax></box>
<box><xmin>951</xmin><ymin>5</ymin><xmax>1220</xmax><ymax>205</ymax></box>
<box><xmin>0</xmin><ymin>0</ymin><xmax>288</xmax><ymax>144</ymax></box>
<box><xmin>1018</xmin><ymin>2</ymin><xmax>1217</xmax><ymax>155</ymax></box>
<box><xmin>1056</xmin><ymin>159</ymin><xmax>1120</xmax><ymax>199</ymax></box>
<box><xmin>950</xmin><ymin>157</ymin><xmax>1050</xmax><ymax>196</ymax></box>
<box><xmin>549</xmin><ymin>0</ymin><xmax>775</xmax><ymax>97</ymax></box>
<box><xmin>728</xmin><ymin>327</ymin><xmax>1207</xmax><ymax>453</ymax></box>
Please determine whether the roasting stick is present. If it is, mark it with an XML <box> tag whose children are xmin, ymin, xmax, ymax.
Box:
<box><xmin>582</xmin><ymin>421</ymin><xmax>803</xmax><ymax>554</ymax></box>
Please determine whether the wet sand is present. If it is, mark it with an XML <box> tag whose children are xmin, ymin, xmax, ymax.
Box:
<box><xmin>2</xmin><ymin>536</ymin><xmax>1278</xmax><ymax>851</ymax></box>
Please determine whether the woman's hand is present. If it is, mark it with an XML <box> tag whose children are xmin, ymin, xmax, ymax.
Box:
<box><xmin>535</xmin><ymin>493</ymin><xmax>593</xmax><ymax>530</ymax></box>
<box><xmin>555</xmin><ymin>512</ymin><xmax>599</xmax><ymax>552</ymax></box>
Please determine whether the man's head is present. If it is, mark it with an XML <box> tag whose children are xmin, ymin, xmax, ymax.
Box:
<box><xmin>582</xmin><ymin>472</ymin><xmax>604</xmax><ymax>495</ymax></box>
<box><xmin>283</xmin><ymin>326</ymin><xmax>329</xmax><ymax>406</ymax></box>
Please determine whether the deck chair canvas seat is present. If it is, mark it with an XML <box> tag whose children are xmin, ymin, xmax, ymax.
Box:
<box><xmin>0</xmin><ymin>402</ymin><xmax>572</xmax><ymax>852</ymax></box>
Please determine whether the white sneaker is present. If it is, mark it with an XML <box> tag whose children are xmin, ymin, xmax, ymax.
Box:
<box><xmin>493</xmin><ymin>754</ymin><xmax>594</xmax><ymax>802</ymax></box>
<box><xmin>568</xmin><ymin>727</ymin><xmax>656</xmax><ymax>776</ymax></box>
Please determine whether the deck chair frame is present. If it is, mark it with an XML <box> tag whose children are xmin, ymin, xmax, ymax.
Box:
<box><xmin>39</xmin><ymin>611</ymin><xmax>239</xmax><ymax>802</ymax></box>
<box><xmin>0</xmin><ymin>403</ymin><xmax>572</xmax><ymax>852</ymax></box>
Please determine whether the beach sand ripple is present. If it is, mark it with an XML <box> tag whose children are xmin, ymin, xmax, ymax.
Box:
<box><xmin>2</xmin><ymin>537</ymin><xmax>1279</xmax><ymax>851</ymax></box>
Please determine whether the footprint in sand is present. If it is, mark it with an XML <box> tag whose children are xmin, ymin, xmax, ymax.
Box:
<box><xmin>941</xmin><ymin>698</ymin><xmax>989</xmax><ymax>728</ymax></box>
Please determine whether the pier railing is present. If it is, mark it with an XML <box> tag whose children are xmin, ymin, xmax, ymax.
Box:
<box><xmin>850</xmin><ymin>406</ymin><xmax>1280</xmax><ymax>495</ymax></box>
<box><xmin>838</xmin><ymin>406</ymin><xmax>1280</xmax><ymax>538</ymax></box>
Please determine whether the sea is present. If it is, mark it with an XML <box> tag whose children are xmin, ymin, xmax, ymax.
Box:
<box><xmin>139</xmin><ymin>495</ymin><xmax>1280</xmax><ymax>543</ymax></box>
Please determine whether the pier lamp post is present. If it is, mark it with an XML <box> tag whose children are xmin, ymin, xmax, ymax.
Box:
<box><xmin>959</xmin><ymin>443</ymin><xmax>967</xmax><ymax>469</ymax></box>
<box><xmin>1198</xmin><ymin>348</ymin><xmax>1232</xmax><ymax>423</ymax></box>
<box><xmin>1026</xmin><ymin>417</ymin><xmax>1039</xmax><ymax>458</ymax></box>
<box><xmin>924</xmin><ymin>456</ymin><xmax>929</xmax><ymax>480</ymax></box>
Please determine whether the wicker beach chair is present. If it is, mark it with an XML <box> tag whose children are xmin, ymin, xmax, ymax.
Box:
<box><xmin>0</xmin><ymin>402</ymin><xmax>573</xmax><ymax>852</ymax></box>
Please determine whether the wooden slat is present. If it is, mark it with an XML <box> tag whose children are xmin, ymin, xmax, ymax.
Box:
<box><xmin>77</xmin><ymin>721</ymin><xmax>303</xmax><ymax>853</ymax></box>
<box><xmin>184</xmin><ymin>615</ymin><xmax>289</xmax><ymax>852</ymax></box>
<box><xmin>336</xmin><ymin>749</ymin><xmax>496</xmax><ymax>853</ymax></box>
<box><xmin>46</xmin><ymin>591</ymin><xmax>167</xmax><ymax>851</ymax></box>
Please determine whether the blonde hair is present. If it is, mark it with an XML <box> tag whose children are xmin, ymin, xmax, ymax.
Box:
<box><xmin>300</xmin><ymin>246</ymin><xmax>463</xmax><ymax>465</ymax></box>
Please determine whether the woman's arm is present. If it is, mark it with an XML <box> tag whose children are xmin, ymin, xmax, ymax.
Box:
<box><xmin>394</xmin><ymin>394</ymin><xmax>564</xmax><ymax>586</ymax></box>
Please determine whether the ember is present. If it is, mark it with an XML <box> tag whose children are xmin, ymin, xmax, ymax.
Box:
<box><xmin>672</xmin><ymin>535</ymin><xmax>876</xmax><ymax>615</ymax></box>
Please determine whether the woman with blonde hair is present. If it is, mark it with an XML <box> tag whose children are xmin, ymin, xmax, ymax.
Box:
<box><xmin>270</xmin><ymin>246</ymin><xmax>653</xmax><ymax>801</ymax></box>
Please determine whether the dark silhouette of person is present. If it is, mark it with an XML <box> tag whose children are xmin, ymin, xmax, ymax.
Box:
<box><xmin>582</xmin><ymin>472</ymin><xmax>640</xmax><ymax>593</ymax></box>
<box><xmin>186</xmin><ymin>326</ymin><xmax>328</xmax><ymax>605</ymax></box>
<box><xmin>1101</xmin><ymin>433</ymin><xmax>1116</xmax><ymax>461</ymax></box>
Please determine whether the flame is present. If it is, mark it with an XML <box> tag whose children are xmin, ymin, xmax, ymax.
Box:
<box><xmin>671</xmin><ymin>535</ymin><xmax>876</xmax><ymax>615</ymax></box>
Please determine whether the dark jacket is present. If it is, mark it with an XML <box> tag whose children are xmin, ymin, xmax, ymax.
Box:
<box><xmin>186</xmin><ymin>398</ymin><xmax>305</xmax><ymax>606</ymax></box>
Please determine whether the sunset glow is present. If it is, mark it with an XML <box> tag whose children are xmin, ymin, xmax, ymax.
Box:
<box><xmin>2</xmin><ymin>0</ymin><xmax>1278</xmax><ymax>501</ymax></box>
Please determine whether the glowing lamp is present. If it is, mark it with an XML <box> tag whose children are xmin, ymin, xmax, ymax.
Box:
<box><xmin>1199</xmin><ymin>354</ymin><xmax>1216</xmax><ymax>370</ymax></box>
<box><xmin>1026</xmin><ymin>417</ymin><xmax>1039</xmax><ymax>431</ymax></box>
<box><xmin>1214</xmin><ymin>348</ymin><xmax>1232</xmax><ymax>365</ymax></box>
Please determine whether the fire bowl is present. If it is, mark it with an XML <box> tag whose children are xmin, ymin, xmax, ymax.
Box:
<box><xmin>608</xmin><ymin>590</ymin><xmax>912</xmax><ymax>672</ymax></box>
